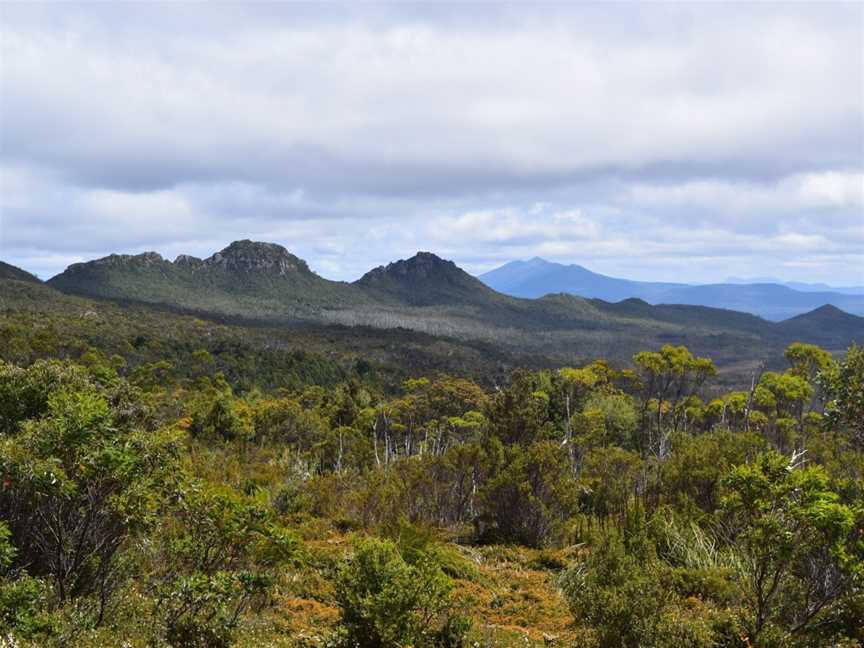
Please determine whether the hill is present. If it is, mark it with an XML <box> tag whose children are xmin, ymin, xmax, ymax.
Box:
<box><xmin>356</xmin><ymin>251</ymin><xmax>505</xmax><ymax>307</ymax></box>
<box><xmin>726</xmin><ymin>276</ymin><xmax>864</xmax><ymax>295</ymax></box>
<box><xmin>775</xmin><ymin>304</ymin><xmax>864</xmax><ymax>348</ymax></box>
<box><xmin>480</xmin><ymin>258</ymin><xmax>864</xmax><ymax>320</ymax></box>
<box><xmin>654</xmin><ymin>283</ymin><xmax>864</xmax><ymax>321</ymax></box>
<box><xmin>0</xmin><ymin>260</ymin><xmax>42</xmax><ymax>283</ymax></box>
<box><xmin>41</xmin><ymin>241</ymin><xmax>864</xmax><ymax>376</ymax></box>
<box><xmin>48</xmin><ymin>240</ymin><xmax>370</xmax><ymax>321</ymax></box>
<box><xmin>0</xmin><ymin>277</ymin><xmax>534</xmax><ymax>389</ymax></box>
<box><xmin>480</xmin><ymin>257</ymin><xmax>679</xmax><ymax>302</ymax></box>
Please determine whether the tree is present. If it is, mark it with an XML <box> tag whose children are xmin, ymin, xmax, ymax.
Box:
<box><xmin>485</xmin><ymin>370</ymin><xmax>555</xmax><ymax>446</ymax></box>
<box><xmin>823</xmin><ymin>343</ymin><xmax>864</xmax><ymax>449</ymax></box>
<box><xmin>192</xmin><ymin>394</ymin><xmax>252</xmax><ymax>442</ymax></box>
<box><xmin>633</xmin><ymin>346</ymin><xmax>716</xmax><ymax>455</ymax></box>
<box><xmin>578</xmin><ymin>446</ymin><xmax>643</xmax><ymax>521</ymax></box>
<box><xmin>719</xmin><ymin>451</ymin><xmax>861</xmax><ymax>643</ymax></box>
<box><xmin>756</xmin><ymin>372</ymin><xmax>813</xmax><ymax>419</ymax></box>
<box><xmin>582</xmin><ymin>391</ymin><xmax>639</xmax><ymax>449</ymax></box>
<box><xmin>784</xmin><ymin>342</ymin><xmax>834</xmax><ymax>382</ymax></box>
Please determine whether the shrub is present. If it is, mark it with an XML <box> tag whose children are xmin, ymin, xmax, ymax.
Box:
<box><xmin>479</xmin><ymin>440</ymin><xmax>578</xmax><ymax>547</ymax></box>
<box><xmin>560</xmin><ymin>531</ymin><xmax>725</xmax><ymax>648</ymax></box>
<box><xmin>0</xmin><ymin>573</ymin><xmax>56</xmax><ymax>640</ymax></box>
<box><xmin>0</xmin><ymin>360</ymin><xmax>180</xmax><ymax>625</ymax></box>
<box><xmin>561</xmin><ymin>531</ymin><xmax>667</xmax><ymax>647</ymax></box>
<box><xmin>160</xmin><ymin>571</ymin><xmax>272</xmax><ymax>648</ymax></box>
<box><xmin>334</xmin><ymin>536</ymin><xmax>468</xmax><ymax>647</ymax></box>
<box><xmin>151</xmin><ymin>485</ymin><xmax>298</xmax><ymax>646</ymax></box>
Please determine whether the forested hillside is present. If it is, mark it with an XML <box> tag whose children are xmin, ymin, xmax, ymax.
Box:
<box><xmin>1</xmin><ymin>271</ymin><xmax>863</xmax><ymax>647</ymax></box>
<box><xmin>35</xmin><ymin>244</ymin><xmax>864</xmax><ymax>378</ymax></box>
<box><xmin>0</xmin><ymin>261</ymin><xmax>41</xmax><ymax>284</ymax></box>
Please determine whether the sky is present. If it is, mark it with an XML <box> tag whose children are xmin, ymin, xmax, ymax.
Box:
<box><xmin>1</xmin><ymin>2</ymin><xmax>862</xmax><ymax>285</ymax></box>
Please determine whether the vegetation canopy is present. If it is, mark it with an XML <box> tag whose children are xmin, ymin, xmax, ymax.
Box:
<box><xmin>0</xmin><ymin>270</ymin><xmax>862</xmax><ymax>647</ymax></box>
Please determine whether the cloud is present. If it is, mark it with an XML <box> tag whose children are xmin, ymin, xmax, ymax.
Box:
<box><xmin>0</xmin><ymin>3</ymin><xmax>861</xmax><ymax>285</ymax></box>
<box><xmin>628</xmin><ymin>172</ymin><xmax>864</xmax><ymax>213</ymax></box>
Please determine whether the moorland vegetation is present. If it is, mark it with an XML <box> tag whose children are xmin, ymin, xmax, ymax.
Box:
<box><xmin>0</xmin><ymin>267</ymin><xmax>862</xmax><ymax>647</ymax></box>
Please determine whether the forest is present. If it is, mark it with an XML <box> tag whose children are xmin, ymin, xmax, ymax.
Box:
<box><xmin>1</xmin><ymin>277</ymin><xmax>862</xmax><ymax>648</ymax></box>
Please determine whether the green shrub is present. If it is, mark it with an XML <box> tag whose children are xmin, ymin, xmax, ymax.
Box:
<box><xmin>560</xmin><ymin>531</ymin><xmax>724</xmax><ymax>648</ymax></box>
<box><xmin>160</xmin><ymin>571</ymin><xmax>272</xmax><ymax>648</ymax></box>
<box><xmin>479</xmin><ymin>440</ymin><xmax>578</xmax><ymax>547</ymax></box>
<box><xmin>0</xmin><ymin>360</ymin><xmax>180</xmax><ymax>624</ymax></box>
<box><xmin>151</xmin><ymin>485</ymin><xmax>298</xmax><ymax>646</ymax></box>
<box><xmin>334</xmin><ymin>536</ymin><xmax>468</xmax><ymax>647</ymax></box>
<box><xmin>0</xmin><ymin>574</ymin><xmax>56</xmax><ymax>640</ymax></box>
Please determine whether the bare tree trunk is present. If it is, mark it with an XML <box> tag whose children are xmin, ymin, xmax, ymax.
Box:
<box><xmin>744</xmin><ymin>362</ymin><xmax>765</xmax><ymax>432</ymax></box>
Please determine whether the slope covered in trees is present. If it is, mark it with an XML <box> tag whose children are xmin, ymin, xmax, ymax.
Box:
<box><xmin>0</xmin><ymin>261</ymin><xmax>41</xmax><ymax>284</ymax></box>
<box><xmin>28</xmin><ymin>243</ymin><xmax>864</xmax><ymax>375</ymax></box>
<box><xmin>1</xmin><ymin>273</ymin><xmax>863</xmax><ymax>647</ymax></box>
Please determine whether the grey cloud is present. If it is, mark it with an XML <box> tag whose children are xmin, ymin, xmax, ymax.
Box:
<box><xmin>0</xmin><ymin>2</ymin><xmax>862</xmax><ymax>285</ymax></box>
<box><xmin>3</xmin><ymin>3</ymin><xmax>861</xmax><ymax>192</ymax></box>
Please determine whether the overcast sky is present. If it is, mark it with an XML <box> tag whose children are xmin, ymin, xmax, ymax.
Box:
<box><xmin>1</xmin><ymin>2</ymin><xmax>862</xmax><ymax>284</ymax></box>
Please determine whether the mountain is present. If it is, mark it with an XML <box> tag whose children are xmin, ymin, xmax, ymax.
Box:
<box><xmin>0</xmin><ymin>260</ymin><xmax>41</xmax><ymax>284</ymax></box>
<box><xmin>480</xmin><ymin>258</ymin><xmax>864</xmax><ymax>320</ymax></box>
<box><xmin>41</xmin><ymin>242</ymin><xmax>864</xmax><ymax>376</ymax></box>
<box><xmin>48</xmin><ymin>240</ymin><xmax>369</xmax><ymax>321</ymax></box>
<box><xmin>47</xmin><ymin>244</ymin><xmax>593</xmax><ymax>332</ymax></box>
<box><xmin>783</xmin><ymin>281</ymin><xmax>864</xmax><ymax>296</ymax></box>
<box><xmin>356</xmin><ymin>252</ymin><xmax>505</xmax><ymax>307</ymax></box>
<box><xmin>775</xmin><ymin>304</ymin><xmax>864</xmax><ymax>347</ymax></box>
<box><xmin>726</xmin><ymin>276</ymin><xmax>864</xmax><ymax>295</ymax></box>
<box><xmin>479</xmin><ymin>258</ymin><xmax>679</xmax><ymax>302</ymax></box>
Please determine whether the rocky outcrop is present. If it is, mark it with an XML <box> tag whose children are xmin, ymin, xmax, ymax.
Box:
<box><xmin>359</xmin><ymin>252</ymin><xmax>459</xmax><ymax>283</ymax></box>
<box><xmin>57</xmin><ymin>241</ymin><xmax>311</xmax><ymax>277</ymax></box>
<box><xmin>203</xmin><ymin>240</ymin><xmax>309</xmax><ymax>275</ymax></box>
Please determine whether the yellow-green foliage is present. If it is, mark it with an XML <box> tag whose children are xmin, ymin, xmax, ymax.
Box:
<box><xmin>0</xmin><ymin>335</ymin><xmax>862</xmax><ymax>648</ymax></box>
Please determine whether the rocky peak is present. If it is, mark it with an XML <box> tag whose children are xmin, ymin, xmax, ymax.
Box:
<box><xmin>808</xmin><ymin>304</ymin><xmax>844</xmax><ymax>316</ymax></box>
<box><xmin>203</xmin><ymin>240</ymin><xmax>309</xmax><ymax>275</ymax></box>
<box><xmin>174</xmin><ymin>254</ymin><xmax>205</xmax><ymax>269</ymax></box>
<box><xmin>360</xmin><ymin>252</ymin><xmax>459</xmax><ymax>282</ymax></box>
<box><xmin>106</xmin><ymin>251</ymin><xmax>164</xmax><ymax>265</ymax></box>
<box><xmin>65</xmin><ymin>251</ymin><xmax>166</xmax><ymax>273</ymax></box>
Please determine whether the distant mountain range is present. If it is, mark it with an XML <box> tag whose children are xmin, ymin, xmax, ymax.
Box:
<box><xmin>724</xmin><ymin>276</ymin><xmax>864</xmax><ymax>295</ymax></box>
<box><xmin>479</xmin><ymin>258</ymin><xmax>864</xmax><ymax>321</ymax></box>
<box><xmin>1</xmin><ymin>241</ymin><xmax>861</xmax><ymax>376</ymax></box>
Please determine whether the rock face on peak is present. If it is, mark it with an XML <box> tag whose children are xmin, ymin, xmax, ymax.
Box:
<box><xmin>362</xmin><ymin>252</ymin><xmax>456</xmax><ymax>278</ymax></box>
<box><xmin>204</xmin><ymin>240</ymin><xmax>310</xmax><ymax>276</ymax></box>
<box><xmin>71</xmin><ymin>251</ymin><xmax>166</xmax><ymax>269</ymax></box>
<box><xmin>56</xmin><ymin>241</ymin><xmax>311</xmax><ymax>279</ymax></box>
<box><xmin>57</xmin><ymin>251</ymin><xmax>170</xmax><ymax>279</ymax></box>
<box><xmin>174</xmin><ymin>254</ymin><xmax>205</xmax><ymax>269</ymax></box>
<box><xmin>356</xmin><ymin>252</ymin><xmax>501</xmax><ymax>307</ymax></box>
